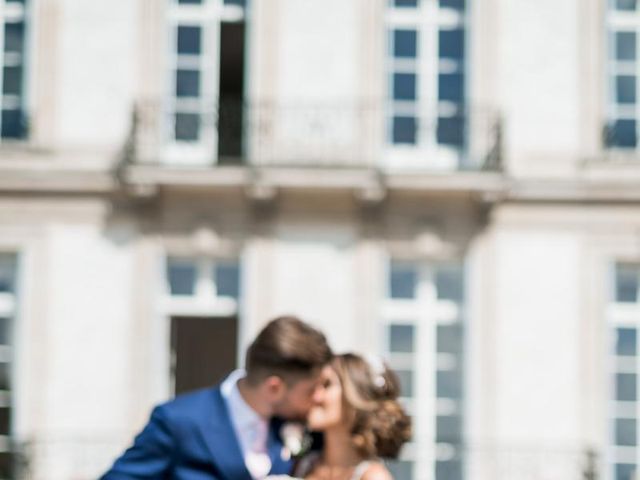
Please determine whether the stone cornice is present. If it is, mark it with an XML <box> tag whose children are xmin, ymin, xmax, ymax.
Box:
<box><xmin>1</xmin><ymin>160</ymin><xmax>640</xmax><ymax>205</ymax></box>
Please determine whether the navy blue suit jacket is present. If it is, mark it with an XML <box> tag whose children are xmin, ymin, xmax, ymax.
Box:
<box><xmin>101</xmin><ymin>386</ymin><xmax>293</xmax><ymax>479</ymax></box>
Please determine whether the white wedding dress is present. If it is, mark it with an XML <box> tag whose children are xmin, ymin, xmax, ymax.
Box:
<box><xmin>292</xmin><ymin>452</ymin><xmax>373</xmax><ymax>480</ymax></box>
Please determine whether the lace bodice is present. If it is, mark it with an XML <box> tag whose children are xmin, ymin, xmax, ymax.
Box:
<box><xmin>293</xmin><ymin>452</ymin><xmax>373</xmax><ymax>480</ymax></box>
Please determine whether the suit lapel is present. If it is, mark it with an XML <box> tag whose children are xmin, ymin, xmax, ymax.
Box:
<box><xmin>198</xmin><ymin>388</ymin><xmax>253</xmax><ymax>480</ymax></box>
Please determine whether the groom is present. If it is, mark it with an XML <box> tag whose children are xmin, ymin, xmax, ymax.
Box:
<box><xmin>101</xmin><ymin>315</ymin><xmax>333</xmax><ymax>479</ymax></box>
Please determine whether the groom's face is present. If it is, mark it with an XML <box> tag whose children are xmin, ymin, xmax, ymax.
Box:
<box><xmin>272</xmin><ymin>370</ymin><xmax>324</xmax><ymax>421</ymax></box>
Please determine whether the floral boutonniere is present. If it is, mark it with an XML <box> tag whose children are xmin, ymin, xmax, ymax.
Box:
<box><xmin>279</xmin><ymin>422</ymin><xmax>312</xmax><ymax>461</ymax></box>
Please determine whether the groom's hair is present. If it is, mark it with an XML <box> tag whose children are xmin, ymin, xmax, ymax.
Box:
<box><xmin>245</xmin><ymin>315</ymin><xmax>333</xmax><ymax>385</ymax></box>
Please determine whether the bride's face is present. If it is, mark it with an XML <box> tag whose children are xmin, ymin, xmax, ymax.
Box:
<box><xmin>307</xmin><ymin>365</ymin><xmax>345</xmax><ymax>431</ymax></box>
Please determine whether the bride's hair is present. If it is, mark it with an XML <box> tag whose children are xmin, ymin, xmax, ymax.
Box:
<box><xmin>332</xmin><ymin>353</ymin><xmax>412</xmax><ymax>459</ymax></box>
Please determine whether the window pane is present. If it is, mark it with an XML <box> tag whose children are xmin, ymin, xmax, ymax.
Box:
<box><xmin>436</xmin><ymin>460</ymin><xmax>463</xmax><ymax>480</ymax></box>
<box><xmin>616</xmin><ymin>418</ymin><xmax>637</xmax><ymax>446</ymax></box>
<box><xmin>394</xmin><ymin>0</ymin><xmax>419</xmax><ymax>6</ymax></box>
<box><xmin>224</xmin><ymin>0</ymin><xmax>246</xmax><ymax>5</ymax></box>
<box><xmin>175</xmin><ymin>112</ymin><xmax>200</xmax><ymax>141</ymax></box>
<box><xmin>393</xmin><ymin>73</ymin><xmax>417</xmax><ymax>101</ymax></box>
<box><xmin>441</xmin><ymin>0</ymin><xmax>465</xmax><ymax>10</ymax></box>
<box><xmin>437</xmin><ymin>116</ymin><xmax>465</xmax><ymax>147</ymax></box>
<box><xmin>176</xmin><ymin>69</ymin><xmax>200</xmax><ymax>97</ymax></box>
<box><xmin>167</xmin><ymin>259</ymin><xmax>197</xmax><ymax>296</ymax></box>
<box><xmin>437</xmin><ymin>324</ymin><xmax>463</xmax><ymax>354</ymax></box>
<box><xmin>618</xmin><ymin>328</ymin><xmax>637</xmax><ymax>356</ymax></box>
<box><xmin>393</xmin><ymin>30</ymin><xmax>418</xmax><ymax>58</ymax></box>
<box><xmin>1</xmin><ymin>109</ymin><xmax>25</xmax><ymax>139</ymax></box>
<box><xmin>392</xmin><ymin>116</ymin><xmax>417</xmax><ymax>144</ymax></box>
<box><xmin>178</xmin><ymin>0</ymin><xmax>203</xmax><ymax>4</ymax></box>
<box><xmin>0</xmin><ymin>408</ymin><xmax>9</xmax><ymax>437</ymax></box>
<box><xmin>389</xmin><ymin>325</ymin><xmax>415</xmax><ymax>353</ymax></box>
<box><xmin>3</xmin><ymin>23</ymin><xmax>24</xmax><ymax>54</ymax></box>
<box><xmin>437</xmin><ymin>369</ymin><xmax>463</xmax><ymax>399</ymax></box>
<box><xmin>617</xmin><ymin>76</ymin><xmax>636</xmax><ymax>104</ymax></box>
<box><xmin>215</xmin><ymin>262</ymin><xmax>240</xmax><ymax>299</ymax></box>
<box><xmin>0</xmin><ymin>319</ymin><xmax>10</xmax><ymax>346</ymax></box>
<box><xmin>616</xmin><ymin>32</ymin><xmax>637</xmax><ymax>61</ymax></box>
<box><xmin>609</xmin><ymin>119</ymin><xmax>637</xmax><ymax>148</ymax></box>
<box><xmin>0</xmin><ymin>256</ymin><xmax>16</xmax><ymax>294</ymax></box>
<box><xmin>439</xmin><ymin>29</ymin><xmax>465</xmax><ymax>60</ymax></box>
<box><xmin>439</xmin><ymin>73</ymin><xmax>464</xmax><ymax>103</ymax></box>
<box><xmin>617</xmin><ymin>373</ymin><xmax>637</xmax><ymax>402</ymax></box>
<box><xmin>2</xmin><ymin>66</ymin><xmax>23</xmax><ymax>96</ymax></box>
<box><xmin>390</xmin><ymin>263</ymin><xmax>417</xmax><ymax>299</ymax></box>
<box><xmin>616</xmin><ymin>0</ymin><xmax>637</xmax><ymax>10</ymax></box>
<box><xmin>387</xmin><ymin>460</ymin><xmax>414</xmax><ymax>480</ymax></box>
<box><xmin>177</xmin><ymin>26</ymin><xmax>201</xmax><ymax>55</ymax></box>
<box><xmin>0</xmin><ymin>452</ymin><xmax>11</xmax><ymax>479</ymax></box>
<box><xmin>617</xmin><ymin>264</ymin><xmax>639</xmax><ymax>302</ymax></box>
<box><xmin>396</xmin><ymin>369</ymin><xmax>414</xmax><ymax>397</ymax></box>
<box><xmin>436</xmin><ymin>415</ymin><xmax>462</xmax><ymax>443</ymax></box>
<box><xmin>0</xmin><ymin>364</ymin><xmax>10</xmax><ymax>391</ymax></box>
<box><xmin>616</xmin><ymin>464</ymin><xmax>637</xmax><ymax>480</ymax></box>
<box><xmin>436</xmin><ymin>265</ymin><xmax>464</xmax><ymax>302</ymax></box>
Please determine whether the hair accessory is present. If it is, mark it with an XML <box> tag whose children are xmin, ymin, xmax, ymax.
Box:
<box><xmin>364</xmin><ymin>354</ymin><xmax>387</xmax><ymax>388</ymax></box>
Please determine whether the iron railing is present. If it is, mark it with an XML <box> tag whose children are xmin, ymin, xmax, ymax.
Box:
<box><xmin>128</xmin><ymin>100</ymin><xmax>503</xmax><ymax>172</ymax></box>
<box><xmin>14</xmin><ymin>434</ymin><xmax>128</xmax><ymax>480</ymax></box>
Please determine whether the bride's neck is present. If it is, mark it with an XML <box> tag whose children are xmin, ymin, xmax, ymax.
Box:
<box><xmin>322</xmin><ymin>428</ymin><xmax>364</xmax><ymax>467</ymax></box>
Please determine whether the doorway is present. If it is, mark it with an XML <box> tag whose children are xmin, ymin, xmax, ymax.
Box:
<box><xmin>170</xmin><ymin>315</ymin><xmax>238</xmax><ymax>395</ymax></box>
<box><xmin>217</xmin><ymin>21</ymin><xmax>246</xmax><ymax>163</ymax></box>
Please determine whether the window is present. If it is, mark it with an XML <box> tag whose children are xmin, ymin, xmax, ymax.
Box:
<box><xmin>609</xmin><ymin>263</ymin><xmax>640</xmax><ymax>480</ymax></box>
<box><xmin>395</xmin><ymin>0</ymin><xmax>419</xmax><ymax>7</ymax></box>
<box><xmin>172</xmin><ymin>21</ymin><xmax>205</xmax><ymax>142</ymax></box>
<box><xmin>214</xmin><ymin>261</ymin><xmax>240</xmax><ymax>300</ymax></box>
<box><xmin>382</xmin><ymin>260</ymin><xmax>466</xmax><ymax>480</ymax></box>
<box><xmin>387</xmin><ymin>460</ymin><xmax>415</xmax><ymax>479</ymax></box>
<box><xmin>385</xmin><ymin>0</ymin><xmax>467</xmax><ymax>164</ymax></box>
<box><xmin>0</xmin><ymin>0</ymin><xmax>28</xmax><ymax>139</ymax></box>
<box><xmin>0</xmin><ymin>254</ymin><xmax>17</xmax><ymax>478</ymax></box>
<box><xmin>166</xmin><ymin>256</ymin><xmax>241</xmax><ymax>301</ymax></box>
<box><xmin>165</xmin><ymin>255</ymin><xmax>241</xmax><ymax>397</ymax></box>
<box><xmin>607</xmin><ymin>3</ymin><xmax>640</xmax><ymax>148</ymax></box>
<box><xmin>167</xmin><ymin>258</ymin><xmax>197</xmax><ymax>296</ymax></box>
<box><xmin>166</xmin><ymin>0</ymin><xmax>247</xmax><ymax>165</ymax></box>
<box><xmin>617</xmin><ymin>263</ymin><xmax>640</xmax><ymax>302</ymax></box>
<box><xmin>390</xmin><ymin>261</ymin><xmax>417</xmax><ymax>299</ymax></box>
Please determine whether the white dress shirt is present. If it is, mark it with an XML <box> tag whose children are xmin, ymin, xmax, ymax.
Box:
<box><xmin>221</xmin><ymin>370</ymin><xmax>272</xmax><ymax>479</ymax></box>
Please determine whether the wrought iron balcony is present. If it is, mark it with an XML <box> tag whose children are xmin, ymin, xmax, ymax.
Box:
<box><xmin>127</xmin><ymin>100</ymin><xmax>502</xmax><ymax>173</ymax></box>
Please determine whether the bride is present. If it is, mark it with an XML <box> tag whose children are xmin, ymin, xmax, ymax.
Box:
<box><xmin>282</xmin><ymin>353</ymin><xmax>412</xmax><ymax>480</ymax></box>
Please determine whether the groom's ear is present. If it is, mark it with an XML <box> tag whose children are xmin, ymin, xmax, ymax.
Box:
<box><xmin>263</xmin><ymin>375</ymin><xmax>287</xmax><ymax>398</ymax></box>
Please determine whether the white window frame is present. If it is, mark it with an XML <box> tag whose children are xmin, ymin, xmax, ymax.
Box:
<box><xmin>163</xmin><ymin>255</ymin><xmax>241</xmax><ymax>317</ymax></box>
<box><xmin>163</xmin><ymin>0</ymin><xmax>246</xmax><ymax>165</ymax></box>
<box><xmin>161</xmin><ymin>254</ymin><xmax>243</xmax><ymax>395</ymax></box>
<box><xmin>606</xmin><ymin>0</ymin><xmax>640</xmax><ymax>151</ymax></box>
<box><xmin>608</xmin><ymin>262</ymin><xmax>640</xmax><ymax>480</ymax></box>
<box><xmin>0</xmin><ymin>253</ymin><xmax>17</xmax><ymax>459</ymax></box>
<box><xmin>0</xmin><ymin>0</ymin><xmax>28</xmax><ymax>141</ymax></box>
<box><xmin>384</xmin><ymin>0</ymin><xmax>467</xmax><ymax>171</ymax></box>
<box><xmin>381</xmin><ymin>257</ymin><xmax>466</xmax><ymax>480</ymax></box>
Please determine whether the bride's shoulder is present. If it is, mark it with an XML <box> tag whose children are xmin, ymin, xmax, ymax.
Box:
<box><xmin>359</xmin><ymin>461</ymin><xmax>393</xmax><ymax>480</ymax></box>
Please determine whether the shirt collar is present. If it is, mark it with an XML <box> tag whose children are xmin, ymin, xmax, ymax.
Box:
<box><xmin>221</xmin><ymin>369</ymin><xmax>265</xmax><ymax>430</ymax></box>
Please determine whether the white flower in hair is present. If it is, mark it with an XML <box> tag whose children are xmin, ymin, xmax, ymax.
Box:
<box><xmin>364</xmin><ymin>354</ymin><xmax>387</xmax><ymax>388</ymax></box>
